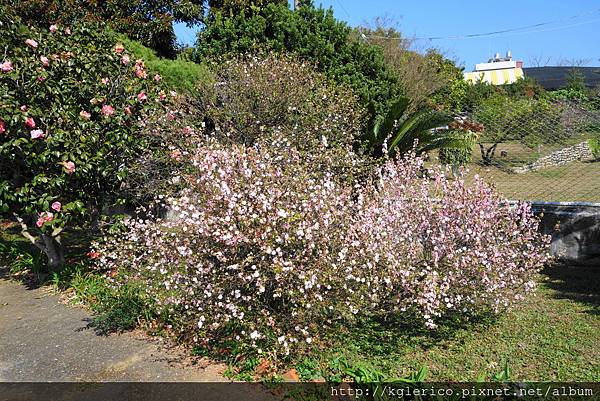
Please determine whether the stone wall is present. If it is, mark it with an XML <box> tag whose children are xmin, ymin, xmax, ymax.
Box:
<box><xmin>512</xmin><ymin>141</ymin><xmax>593</xmax><ymax>173</ymax></box>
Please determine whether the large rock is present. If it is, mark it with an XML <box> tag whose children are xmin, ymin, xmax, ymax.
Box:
<box><xmin>531</xmin><ymin>202</ymin><xmax>600</xmax><ymax>266</ymax></box>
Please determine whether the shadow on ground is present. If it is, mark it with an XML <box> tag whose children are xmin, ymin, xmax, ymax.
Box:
<box><xmin>541</xmin><ymin>263</ymin><xmax>600</xmax><ymax>315</ymax></box>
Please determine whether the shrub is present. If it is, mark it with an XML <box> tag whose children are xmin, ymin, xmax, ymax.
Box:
<box><xmin>352</xmin><ymin>155</ymin><xmax>551</xmax><ymax>328</ymax></box>
<box><xmin>198</xmin><ymin>54</ymin><xmax>364</xmax><ymax>153</ymax></box>
<box><xmin>588</xmin><ymin>137</ymin><xmax>600</xmax><ymax>160</ymax></box>
<box><xmin>195</xmin><ymin>54</ymin><xmax>373</xmax><ymax>183</ymax></box>
<box><xmin>0</xmin><ymin>14</ymin><xmax>172</xmax><ymax>270</ymax></box>
<box><xmin>94</xmin><ymin>143</ymin><xmax>550</xmax><ymax>359</ymax></box>
<box><xmin>119</xmin><ymin>36</ymin><xmax>213</xmax><ymax>94</ymax></box>
<box><xmin>194</xmin><ymin>2</ymin><xmax>403</xmax><ymax>119</ymax></box>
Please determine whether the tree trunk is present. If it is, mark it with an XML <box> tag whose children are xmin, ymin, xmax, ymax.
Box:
<box><xmin>39</xmin><ymin>234</ymin><xmax>65</xmax><ymax>272</ymax></box>
<box><xmin>479</xmin><ymin>143</ymin><xmax>498</xmax><ymax>165</ymax></box>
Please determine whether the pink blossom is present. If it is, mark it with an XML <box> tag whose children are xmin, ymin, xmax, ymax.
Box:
<box><xmin>62</xmin><ymin>161</ymin><xmax>76</xmax><ymax>174</ymax></box>
<box><xmin>1</xmin><ymin>60</ymin><xmax>13</xmax><ymax>73</ymax></box>
<box><xmin>114</xmin><ymin>43</ymin><xmax>125</xmax><ymax>54</ymax></box>
<box><xmin>51</xmin><ymin>202</ymin><xmax>61</xmax><ymax>212</ymax></box>
<box><xmin>170</xmin><ymin>90</ymin><xmax>178</xmax><ymax>97</ymax></box>
<box><xmin>37</xmin><ymin>76</ymin><xmax>45</xmax><ymax>82</ymax></box>
<box><xmin>49</xmin><ymin>24</ymin><xmax>58</xmax><ymax>33</ymax></box>
<box><xmin>25</xmin><ymin>39</ymin><xmax>38</xmax><ymax>48</ymax></box>
<box><xmin>101</xmin><ymin>77</ymin><xmax>109</xmax><ymax>85</ymax></box>
<box><xmin>182</xmin><ymin>126</ymin><xmax>193</xmax><ymax>135</ymax></box>
<box><xmin>0</xmin><ymin>119</ymin><xmax>5</xmax><ymax>134</ymax></box>
<box><xmin>101</xmin><ymin>105</ymin><xmax>115</xmax><ymax>117</ymax></box>
<box><xmin>137</xmin><ymin>92</ymin><xmax>147</xmax><ymax>102</ymax></box>
<box><xmin>80</xmin><ymin>110</ymin><xmax>91</xmax><ymax>119</ymax></box>
<box><xmin>25</xmin><ymin>117</ymin><xmax>36</xmax><ymax>129</ymax></box>
<box><xmin>154</xmin><ymin>74</ymin><xmax>162</xmax><ymax>81</ymax></box>
<box><xmin>64</xmin><ymin>28</ymin><xmax>71</xmax><ymax>35</ymax></box>
<box><xmin>124</xmin><ymin>106</ymin><xmax>132</xmax><ymax>115</ymax></box>
<box><xmin>158</xmin><ymin>92</ymin><xmax>166</xmax><ymax>101</ymax></box>
<box><xmin>121</xmin><ymin>55</ymin><xmax>130</xmax><ymax>65</ymax></box>
<box><xmin>40</xmin><ymin>56</ymin><xmax>49</xmax><ymax>67</ymax></box>
<box><xmin>20</xmin><ymin>105</ymin><xmax>28</xmax><ymax>112</ymax></box>
<box><xmin>30</xmin><ymin>129</ymin><xmax>45</xmax><ymax>139</ymax></box>
<box><xmin>167</xmin><ymin>111</ymin><xmax>176</xmax><ymax>121</ymax></box>
<box><xmin>36</xmin><ymin>212</ymin><xmax>54</xmax><ymax>227</ymax></box>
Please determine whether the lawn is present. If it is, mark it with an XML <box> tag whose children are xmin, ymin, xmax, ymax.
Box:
<box><xmin>315</xmin><ymin>264</ymin><xmax>600</xmax><ymax>381</ymax></box>
<box><xmin>467</xmin><ymin>160</ymin><xmax>600</xmax><ymax>202</ymax></box>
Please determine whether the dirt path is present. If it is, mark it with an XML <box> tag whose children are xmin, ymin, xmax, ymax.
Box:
<box><xmin>0</xmin><ymin>276</ymin><xmax>227</xmax><ymax>382</ymax></box>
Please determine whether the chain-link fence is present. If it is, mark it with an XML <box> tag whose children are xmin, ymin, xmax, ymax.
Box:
<box><xmin>453</xmin><ymin>97</ymin><xmax>600</xmax><ymax>202</ymax></box>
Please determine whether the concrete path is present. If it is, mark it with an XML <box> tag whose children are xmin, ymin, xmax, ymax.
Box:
<box><xmin>0</xmin><ymin>276</ymin><xmax>227</xmax><ymax>382</ymax></box>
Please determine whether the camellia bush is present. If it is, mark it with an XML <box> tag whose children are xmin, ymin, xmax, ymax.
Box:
<box><xmin>0</xmin><ymin>11</ymin><xmax>174</xmax><ymax>270</ymax></box>
<box><xmin>93</xmin><ymin>141</ymin><xmax>551</xmax><ymax>359</ymax></box>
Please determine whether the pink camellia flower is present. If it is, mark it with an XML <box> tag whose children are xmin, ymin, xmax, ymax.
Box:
<box><xmin>49</xmin><ymin>24</ymin><xmax>58</xmax><ymax>33</ymax></box>
<box><xmin>121</xmin><ymin>55</ymin><xmax>130</xmax><ymax>65</ymax></box>
<box><xmin>20</xmin><ymin>105</ymin><xmax>28</xmax><ymax>112</ymax></box>
<box><xmin>124</xmin><ymin>106</ymin><xmax>132</xmax><ymax>115</ymax></box>
<box><xmin>51</xmin><ymin>202</ymin><xmax>61</xmax><ymax>212</ymax></box>
<box><xmin>61</xmin><ymin>161</ymin><xmax>76</xmax><ymax>174</ymax></box>
<box><xmin>0</xmin><ymin>119</ymin><xmax>5</xmax><ymax>134</ymax></box>
<box><xmin>25</xmin><ymin>39</ymin><xmax>38</xmax><ymax>48</ymax></box>
<box><xmin>25</xmin><ymin>117</ymin><xmax>36</xmax><ymax>128</ymax></box>
<box><xmin>101</xmin><ymin>77</ymin><xmax>109</xmax><ymax>85</ymax></box>
<box><xmin>101</xmin><ymin>104</ymin><xmax>114</xmax><ymax>117</ymax></box>
<box><xmin>30</xmin><ymin>129</ymin><xmax>45</xmax><ymax>139</ymax></box>
<box><xmin>40</xmin><ymin>56</ymin><xmax>49</xmax><ymax>67</ymax></box>
<box><xmin>1</xmin><ymin>60</ymin><xmax>13</xmax><ymax>73</ymax></box>
<box><xmin>80</xmin><ymin>110</ymin><xmax>91</xmax><ymax>119</ymax></box>
<box><xmin>154</xmin><ymin>74</ymin><xmax>161</xmax><ymax>82</ymax></box>
<box><xmin>114</xmin><ymin>43</ymin><xmax>125</xmax><ymax>54</ymax></box>
<box><xmin>137</xmin><ymin>92</ymin><xmax>147</xmax><ymax>101</ymax></box>
<box><xmin>182</xmin><ymin>126</ymin><xmax>193</xmax><ymax>135</ymax></box>
<box><xmin>36</xmin><ymin>211</ymin><xmax>54</xmax><ymax>227</ymax></box>
<box><xmin>37</xmin><ymin>76</ymin><xmax>45</xmax><ymax>82</ymax></box>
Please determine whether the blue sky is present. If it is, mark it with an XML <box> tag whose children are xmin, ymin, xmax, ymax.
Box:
<box><xmin>174</xmin><ymin>0</ymin><xmax>600</xmax><ymax>70</ymax></box>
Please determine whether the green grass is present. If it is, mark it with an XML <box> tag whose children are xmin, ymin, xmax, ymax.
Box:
<box><xmin>460</xmin><ymin>136</ymin><xmax>600</xmax><ymax>202</ymax></box>
<box><xmin>311</xmin><ymin>265</ymin><xmax>600</xmax><ymax>382</ymax></box>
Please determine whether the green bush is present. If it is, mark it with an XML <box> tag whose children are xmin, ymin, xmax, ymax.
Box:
<box><xmin>119</xmin><ymin>36</ymin><xmax>213</xmax><ymax>94</ymax></box>
<box><xmin>588</xmin><ymin>137</ymin><xmax>600</xmax><ymax>160</ymax></box>
<box><xmin>194</xmin><ymin>2</ymin><xmax>403</xmax><ymax>119</ymax></box>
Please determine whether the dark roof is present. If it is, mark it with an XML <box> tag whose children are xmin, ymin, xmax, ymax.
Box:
<box><xmin>522</xmin><ymin>66</ymin><xmax>600</xmax><ymax>90</ymax></box>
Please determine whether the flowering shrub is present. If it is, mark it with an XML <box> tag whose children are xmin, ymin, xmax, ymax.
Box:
<box><xmin>94</xmin><ymin>143</ymin><xmax>550</xmax><ymax>359</ymax></box>
<box><xmin>352</xmin><ymin>155</ymin><xmax>551</xmax><ymax>327</ymax></box>
<box><xmin>0</xmin><ymin>12</ymin><xmax>172</xmax><ymax>269</ymax></box>
<box><xmin>198</xmin><ymin>54</ymin><xmax>365</xmax><ymax>153</ymax></box>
